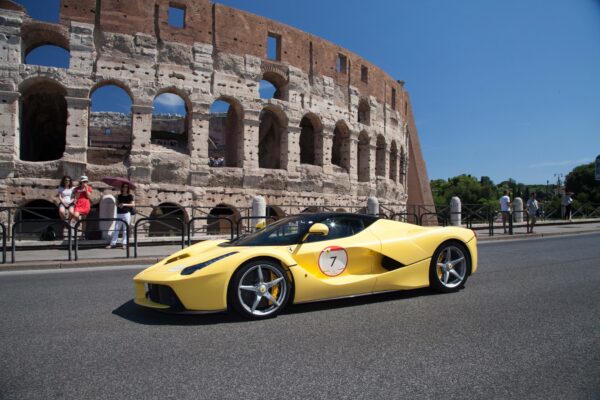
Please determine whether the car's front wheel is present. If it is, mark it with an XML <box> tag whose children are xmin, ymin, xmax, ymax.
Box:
<box><xmin>229</xmin><ymin>260</ymin><xmax>291</xmax><ymax>319</ymax></box>
<box><xmin>429</xmin><ymin>242</ymin><xmax>470</xmax><ymax>293</ymax></box>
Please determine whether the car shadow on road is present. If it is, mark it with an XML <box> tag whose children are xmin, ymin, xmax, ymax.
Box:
<box><xmin>112</xmin><ymin>287</ymin><xmax>446</xmax><ymax>326</ymax></box>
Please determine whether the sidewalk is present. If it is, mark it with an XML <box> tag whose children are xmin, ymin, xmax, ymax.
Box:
<box><xmin>1</xmin><ymin>219</ymin><xmax>598</xmax><ymax>271</ymax></box>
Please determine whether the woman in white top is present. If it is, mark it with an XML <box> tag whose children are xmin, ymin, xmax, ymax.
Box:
<box><xmin>57</xmin><ymin>175</ymin><xmax>74</xmax><ymax>221</ymax></box>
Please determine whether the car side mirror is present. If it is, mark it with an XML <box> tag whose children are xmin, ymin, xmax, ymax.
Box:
<box><xmin>301</xmin><ymin>223</ymin><xmax>329</xmax><ymax>242</ymax></box>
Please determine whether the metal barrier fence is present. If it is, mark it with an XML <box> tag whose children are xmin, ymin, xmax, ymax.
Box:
<box><xmin>236</xmin><ymin>216</ymin><xmax>277</xmax><ymax>237</ymax></box>
<box><xmin>11</xmin><ymin>219</ymin><xmax>72</xmax><ymax>263</ymax></box>
<box><xmin>187</xmin><ymin>216</ymin><xmax>234</xmax><ymax>245</ymax></box>
<box><xmin>390</xmin><ymin>212</ymin><xmax>419</xmax><ymax>224</ymax></box>
<box><xmin>73</xmin><ymin>218</ymin><xmax>129</xmax><ymax>261</ymax></box>
<box><xmin>1</xmin><ymin>222</ymin><xmax>6</xmax><ymax>264</ymax></box>
<box><xmin>133</xmin><ymin>217</ymin><xmax>185</xmax><ymax>258</ymax></box>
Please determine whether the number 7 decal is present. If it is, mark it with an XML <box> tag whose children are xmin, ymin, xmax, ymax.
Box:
<box><xmin>319</xmin><ymin>246</ymin><xmax>348</xmax><ymax>277</ymax></box>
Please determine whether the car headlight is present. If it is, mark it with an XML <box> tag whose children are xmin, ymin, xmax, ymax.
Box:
<box><xmin>180</xmin><ymin>252</ymin><xmax>238</xmax><ymax>276</ymax></box>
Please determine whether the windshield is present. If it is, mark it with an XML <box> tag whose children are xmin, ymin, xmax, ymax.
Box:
<box><xmin>227</xmin><ymin>214</ymin><xmax>320</xmax><ymax>246</ymax></box>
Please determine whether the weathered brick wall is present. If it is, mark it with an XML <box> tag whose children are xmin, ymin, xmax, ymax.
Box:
<box><xmin>0</xmin><ymin>0</ymin><xmax>433</xmax><ymax>216</ymax></box>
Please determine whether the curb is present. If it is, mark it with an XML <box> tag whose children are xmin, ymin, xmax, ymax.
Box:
<box><xmin>478</xmin><ymin>228</ymin><xmax>599</xmax><ymax>242</ymax></box>
<box><xmin>0</xmin><ymin>257</ymin><xmax>162</xmax><ymax>272</ymax></box>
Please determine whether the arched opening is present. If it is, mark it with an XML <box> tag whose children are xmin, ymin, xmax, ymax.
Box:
<box><xmin>89</xmin><ymin>83</ymin><xmax>132</xmax><ymax>153</ymax></box>
<box><xmin>266</xmin><ymin>205</ymin><xmax>286</xmax><ymax>221</ymax></box>
<box><xmin>14</xmin><ymin>199</ymin><xmax>61</xmax><ymax>240</ymax></box>
<box><xmin>357</xmin><ymin>132</ymin><xmax>370</xmax><ymax>182</ymax></box>
<box><xmin>331</xmin><ymin>122</ymin><xmax>351</xmax><ymax>172</ymax></box>
<box><xmin>389</xmin><ymin>140</ymin><xmax>398</xmax><ymax>182</ymax></box>
<box><xmin>258</xmin><ymin>107</ymin><xmax>287</xmax><ymax>170</ymax></box>
<box><xmin>358</xmin><ymin>98</ymin><xmax>370</xmax><ymax>126</ymax></box>
<box><xmin>400</xmin><ymin>147</ymin><xmax>407</xmax><ymax>180</ymax></box>
<box><xmin>19</xmin><ymin>79</ymin><xmax>67</xmax><ymax>162</ymax></box>
<box><xmin>151</xmin><ymin>92</ymin><xmax>189</xmax><ymax>152</ymax></box>
<box><xmin>149</xmin><ymin>203</ymin><xmax>188</xmax><ymax>237</ymax></box>
<box><xmin>259</xmin><ymin>71</ymin><xmax>288</xmax><ymax>101</ymax></box>
<box><xmin>207</xmin><ymin>203</ymin><xmax>240</xmax><ymax>235</ymax></box>
<box><xmin>299</xmin><ymin>114</ymin><xmax>322</xmax><ymax>166</ymax></box>
<box><xmin>376</xmin><ymin>135</ymin><xmax>386</xmax><ymax>177</ymax></box>
<box><xmin>25</xmin><ymin>44</ymin><xmax>70</xmax><ymax>68</ymax></box>
<box><xmin>301</xmin><ymin>206</ymin><xmax>320</xmax><ymax>213</ymax></box>
<box><xmin>209</xmin><ymin>98</ymin><xmax>243</xmax><ymax>167</ymax></box>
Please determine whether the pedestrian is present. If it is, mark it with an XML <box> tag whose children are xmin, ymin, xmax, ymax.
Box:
<box><xmin>57</xmin><ymin>175</ymin><xmax>74</xmax><ymax>221</ymax></box>
<box><xmin>71</xmin><ymin>176</ymin><xmax>92</xmax><ymax>236</ymax></box>
<box><xmin>107</xmin><ymin>183</ymin><xmax>135</xmax><ymax>249</ymax></box>
<box><xmin>526</xmin><ymin>192</ymin><xmax>539</xmax><ymax>233</ymax></box>
<box><xmin>563</xmin><ymin>191</ymin><xmax>573</xmax><ymax>222</ymax></box>
<box><xmin>499</xmin><ymin>190</ymin><xmax>511</xmax><ymax>233</ymax></box>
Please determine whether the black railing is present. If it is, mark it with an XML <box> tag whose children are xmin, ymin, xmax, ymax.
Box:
<box><xmin>187</xmin><ymin>216</ymin><xmax>234</xmax><ymax>245</ymax></box>
<box><xmin>1</xmin><ymin>222</ymin><xmax>6</xmax><ymax>264</ymax></box>
<box><xmin>236</xmin><ymin>216</ymin><xmax>277</xmax><ymax>237</ymax></box>
<box><xmin>73</xmin><ymin>218</ymin><xmax>130</xmax><ymax>261</ymax></box>
<box><xmin>11</xmin><ymin>219</ymin><xmax>72</xmax><ymax>263</ymax></box>
<box><xmin>133</xmin><ymin>217</ymin><xmax>185</xmax><ymax>258</ymax></box>
<box><xmin>390</xmin><ymin>212</ymin><xmax>419</xmax><ymax>224</ymax></box>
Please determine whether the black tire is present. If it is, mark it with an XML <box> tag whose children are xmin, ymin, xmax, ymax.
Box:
<box><xmin>429</xmin><ymin>241</ymin><xmax>470</xmax><ymax>293</ymax></box>
<box><xmin>228</xmin><ymin>259</ymin><xmax>291</xmax><ymax>320</ymax></box>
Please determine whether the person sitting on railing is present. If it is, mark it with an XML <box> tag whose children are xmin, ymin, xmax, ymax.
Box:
<box><xmin>71</xmin><ymin>176</ymin><xmax>92</xmax><ymax>237</ymax></box>
<box><xmin>107</xmin><ymin>183</ymin><xmax>135</xmax><ymax>249</ymax></box>
<box><xmin>57</xmin><ymin>175</ymin><xmax>75</xmax><ymax>222</ymax></box>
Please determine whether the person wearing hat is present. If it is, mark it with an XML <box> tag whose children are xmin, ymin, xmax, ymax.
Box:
<box><xmin>71</xmin><ymin>176</ymin><xmax>93</xmax><ymax>234</ymax></box>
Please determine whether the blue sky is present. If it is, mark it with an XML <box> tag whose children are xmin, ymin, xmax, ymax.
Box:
<box><xmin>15</xmin><ymin>0</ymin><xmax>600</xmax><ymax>184</ymax></box>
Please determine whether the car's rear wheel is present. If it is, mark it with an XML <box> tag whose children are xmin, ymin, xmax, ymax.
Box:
<box><xmin>230</xmin><ymin>260</ymin><xmax>290</xmax><ymax>319</ymax></box>
<box><xmin>429</xmin><ymin>242</ymin><xmax>470</xmax><ymax>293</ymax></box>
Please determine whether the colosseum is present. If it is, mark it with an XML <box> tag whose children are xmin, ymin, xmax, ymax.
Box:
<box><xmin>0</xmin><ymin>0</ymin><xmax>433</xmax><ymax>226</ymax></box>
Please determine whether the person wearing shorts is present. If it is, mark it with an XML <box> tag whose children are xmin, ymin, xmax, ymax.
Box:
<box><xmin>499</xmin><ymin>190</ymin><xmax>511</xmax><ymax>234</ymax></box>
<box><xmin>57</xmin><ymin>175</ymin><xmax>74</xmax><ymax>221</ymax></box>
<box><xmin>71</xmin><ymin>176</ymin><xmax>92</xmax><ymax>235</ymax></box>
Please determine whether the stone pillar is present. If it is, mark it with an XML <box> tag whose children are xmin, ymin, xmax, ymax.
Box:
<box><xmin>286</xmin><ymin>124</ymin><xmax>301</xmax><ymax>172</ymax></box>
<box><xmin>450</xmin><ymin>196</ymin><xmax>461</xmax><ymax>226</ymax></box>
<box><xmin>348</xmin><ymin>131</ymin><xmax>359</xmax><ymax>178</ymax></box>
<box><xmin>251</xmin><ymin>195</ymin><xmax>266</xmax><ymax>219</ymax></box>
<box><xmin>367</xmin><ymin>196</ymin><xmax>379</xmax><ymax>216</ymax></box>
<box><xmin>99</xmin><ymin>195</ymin><xmax>117</xmax><ymax>240</ymax></box>
<box><xmin>0</xmin><ymin>91</ymin><xmax>19</xmax><ymax>175</ymax></box>
<box><xmin>368</xmin><ymin>143</ymin><xmax>377</xmax><ymax>182</ymax></box>
<box><xmin>321</xmin><ymin>127</ymin><xmax>334</xmax><ymax>174</ymax></box>
<box><xmin>128</xmin><ymin>104</ymin><xmax>153</xmax><ymax>183</ymax></box>
<box><xmin>64</xmin><ymin>96</ymin><xmax>90</xmax><ymax>163</ymax></box>
<box><xmin>243</xmin><ymin>110</ymin><xmax>261</xmax><ymax>170</ymax></box>
<box><xmin>190</xmin><ymin>108</ymin><xmax>210</xmax><ymax>169</ymax></box>
<box><xmin>514</xmin><ymin>197</ymin><xmax>524</xmax><ymax>223</ymax></box>
<box><xmin>69</xmin><ymin>23</ymin><xmax>95</xmax><ymax>73</ymax></box>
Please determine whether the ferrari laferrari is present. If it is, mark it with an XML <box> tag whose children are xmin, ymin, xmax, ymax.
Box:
<box><xmin>133</xmin><ymin>212</ymin><xmax>478</xmax><ymax>319</ymax></box>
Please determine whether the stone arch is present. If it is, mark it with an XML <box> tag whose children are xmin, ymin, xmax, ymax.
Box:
<box><xmin>400</xmin><ymin>146</ymin><xmax>407</xmax><ymax>179</ymax></box>
<box><xmin>331</xmin><ymin>121</ymin><xmax>351</xmax><ymax>172</ymax></box>
<box><xmin>209</xmin><ymin>96</ymin><xmax>244</xmax><ymax>168</ymax></box>
<box><xmin>376</xmin><ymin>134</ymin><xmax>386</xmax><ymax>177</ymax></box>
<box><xmin>207</xmin><ymin>203</ymin><xmax>240</xmax><ymax>235</ymax></box>
<box><xmin>88</xmin><ymin>81</ymin><xmax>133</xmax><ymax>156</ymax></box>
<box><xmin>358</xmin><ymin>98</ymin><xmax>370</xmax><ymax>126</ymax></box>
<box><xmin>19</xmin><ymin>78</ymin><xmax>67</xmax><ymax>162</ymax></box>
<box><xmin>149</xmin><ymin>202</ymin><xmax>188</xmax><ymax>237</ymax></box>
<box><xmin>389</xmin><ymin>140</ymin><xmax>398</xmax><ymax>182</ymax></box>
<box><xmin>357</xmin><ymin>131</ymin><xmax>370</xmax><ymax>182</ymax></box>
<box><xmin>260</xmin><ymin>70</ymin><xmax>288</xmax><ymax>101</ymax></box>
<box><xmin>258</xmin><ymin>105</ymin><xmax>288</xmax><ymax>170</ymax></box>
<box><xmin>266</xmin><ymin>205</ymin><xmax>286</xmax><ymax>221</ymax></box>
<box><xmin>151</xmin><ymin>89</ymin><xmax>191</xmax><ymax>153</ymax></box>
<box><xmin>299</xmin><ymin>113</ymin><xmax>323</xmax><ymax>166</ymax></box>
<box><xmin>21</xmin><ymin>22</ymin><xmax>70</xmax><ymax>66</ymax></box>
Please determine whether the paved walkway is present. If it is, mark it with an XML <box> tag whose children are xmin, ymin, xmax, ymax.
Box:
<box><xmin>1</xmin><ymin>219</ymin><xmax>598</xmax><ymax>270</ymax></box>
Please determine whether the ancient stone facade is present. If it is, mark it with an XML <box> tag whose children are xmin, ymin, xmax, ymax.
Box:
<box><xmin>0</xmin><ymin>0</ymin><xmax>433</xmax><ymax>217</ymax></box>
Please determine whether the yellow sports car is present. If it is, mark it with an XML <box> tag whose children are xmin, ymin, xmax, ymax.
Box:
<box><xmin>133</xmin><ymin>212</ymin><xmax>478</xmax><ymax>319</ymax></box>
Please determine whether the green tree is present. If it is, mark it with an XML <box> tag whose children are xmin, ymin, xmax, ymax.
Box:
<box><xmin>565</xmin><ymin>163</ymin><xmax>600</xmax><ymax>204</ymax></box>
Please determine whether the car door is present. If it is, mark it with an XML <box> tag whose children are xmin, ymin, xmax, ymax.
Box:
<box><xmin>289</xmin><ymin>216</ymin><xmax>382</xmax><ymax>303</ymax></box>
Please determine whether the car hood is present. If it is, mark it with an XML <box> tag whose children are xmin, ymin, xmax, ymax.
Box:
<box><xmin>134</xmin><ymin>239</ymin><xmax>242</xmax><ymax>281</ymax></box>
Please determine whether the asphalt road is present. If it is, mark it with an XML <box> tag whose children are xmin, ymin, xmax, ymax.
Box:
<box><xmin>1</xmin><ymin>233</ymin><xmax>599</xmax><ymax>400</ymax></box>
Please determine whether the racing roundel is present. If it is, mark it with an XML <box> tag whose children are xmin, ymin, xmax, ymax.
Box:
<box><xmin>318</xmin><ymin>246</ymin><xmax>348</xmax><ymax>277</ymax></box>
